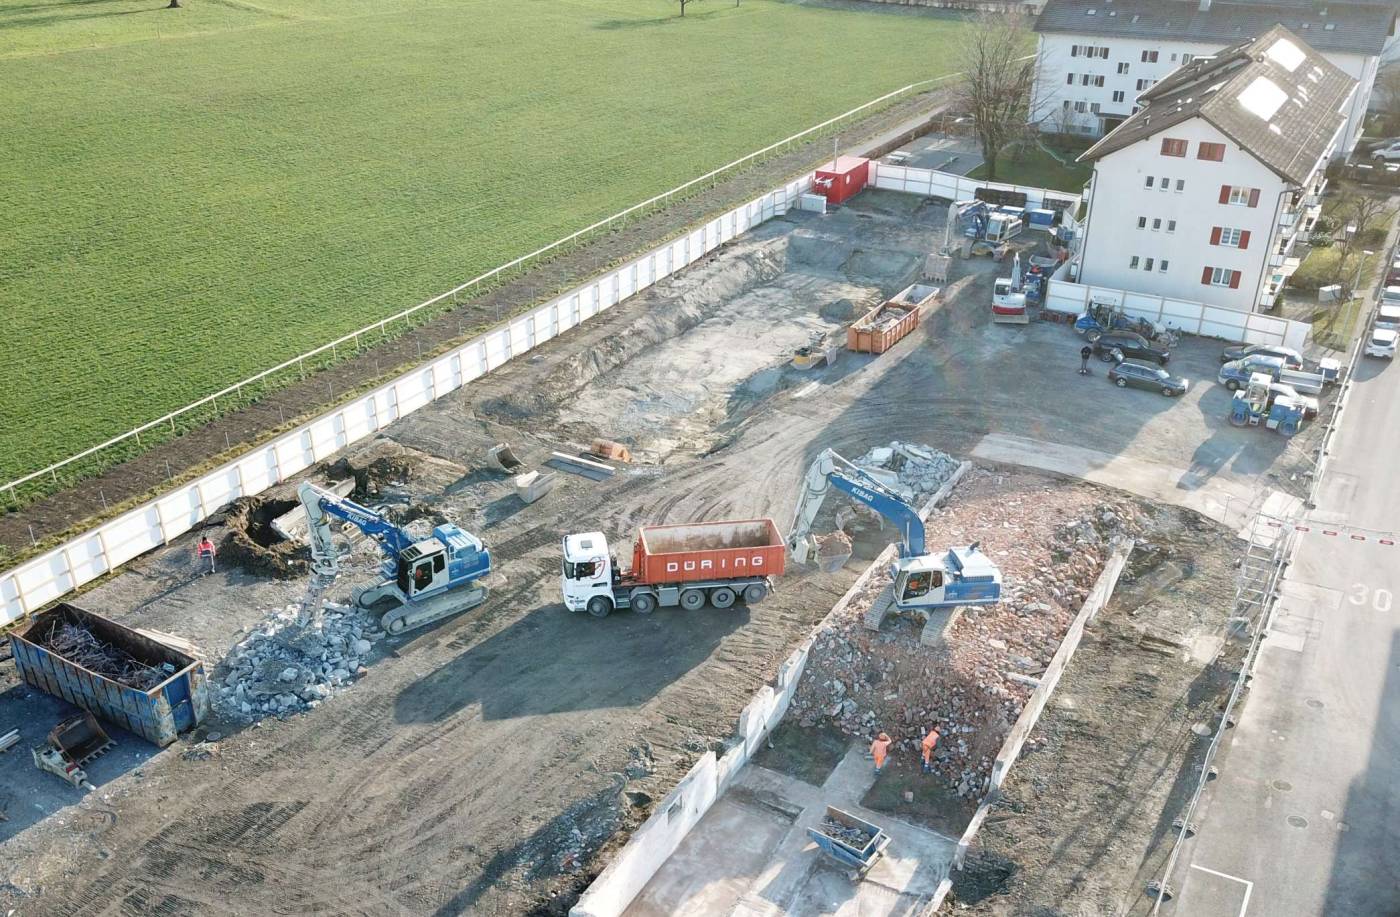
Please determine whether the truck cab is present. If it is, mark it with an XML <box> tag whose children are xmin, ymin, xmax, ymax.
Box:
<box><xmin>561</xmin><ymin>531</ymin><xmax>614</xmax><ymax>614</ymax></box>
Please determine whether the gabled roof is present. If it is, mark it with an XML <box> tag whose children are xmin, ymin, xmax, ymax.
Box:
<box><xmin>1078</xmin><ymin>26</ymin><xmax>1356</xmax><ymax>185</ymax></box>
<box><xmin>1035</xmin><ymin>0</ymin><xmax>1396</xmax><ymax>57</ymax></box>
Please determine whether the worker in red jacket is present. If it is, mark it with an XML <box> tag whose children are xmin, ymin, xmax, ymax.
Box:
<box><xmin>196</xmin><ymin>535</ymin><xmax>217</xmax><ymax>574</ymax></box>
<box><xmin>870</xmin><ymin>732</ymin><xmax>892</xmax><ymax>774</ymax></box>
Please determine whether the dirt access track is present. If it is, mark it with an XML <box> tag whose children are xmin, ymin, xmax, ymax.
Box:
<box><xmin>0</xmin><ymin>190</ymin><xmax>1313</xmax><ymax>916</ymax></box>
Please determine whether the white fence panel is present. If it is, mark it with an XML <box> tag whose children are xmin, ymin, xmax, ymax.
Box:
<box><xmin>0</xmin><ymin>179</ymin><xmax>807</xmax><ymax>627</ymax></box>
<box><xmin>1046</xmin><ymin>279</ymin><xmax>1307</xmax><ymax>348</ymax></box>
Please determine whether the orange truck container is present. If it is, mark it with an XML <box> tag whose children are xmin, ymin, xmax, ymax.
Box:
<box><xmin>631</xmin><ymin>519</ymin><xmax>786</xmax><ymax>585</ymax></box>
<box><xmin>846</xmin><ymin>282</ymin><xmax>940</xmax><ymax>354</ymax></box>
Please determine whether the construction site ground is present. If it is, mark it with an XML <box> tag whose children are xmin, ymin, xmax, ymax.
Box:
<box><xmin>0</xmin><ymin>189</ymin><xmax>1302</xmax><ymax>916</ymax></box>
<box><xmin>950</xmin><ymin>521</ymin><xmax>1243</xmax><ymax>915</ymax></box>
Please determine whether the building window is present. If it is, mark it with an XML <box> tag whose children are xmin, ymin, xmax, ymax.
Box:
<box><xmin>1159</xmin><ymin>176</ymin><xmax>1168</xmax><ymax>191</ymax></box>
<box><xmin>1175</xmin><ymin>179</ymin><xmax>1185</xmax><ymax>192</ymax></box>
<box><xmin>1160</xmin><ymin>260</ymin><xmax>1170</xmax><ymax>272</ymax></box>
<box><xmin>1094</xmin><ymin>75</ymin><xmax>1105</xmax><ymax>87</ymax></box>
<box><xmin>1204</xmin><ymin>266</ymin><xmax>1241</xmax><ymax>288</ymax></box>
<box><xmin>1144</xmin><ymin>257</ymin><xmax>1155</xmax><ymax>271</ymax></box>
<box><xmin>1100</xmin><ymin>47</ymin><xmax>1110</xmax><ymax>59</ymax></box>
<box><xmin>1117</xmin><ymin>62</ymin><xmax>1129</xmax><ymax>74</ymax></box>
<box><xmin>1067</xmin><ymin>72</ymin><xmax>1075</xmax><ymax>84</ymax></box>
<box><xmin>1136</xmin><ymin>78</ymin><xmax>1156</xmax><ymax>91</ymax></box>
<box><xmin>1113</xmin><ymin>90</ymin><xmax>1125</xmax><ymax>103</ymax></box>
<box><xmin>1211</xmin><ymin>227</ymin><xmax>1250</xmax><ymax>249</ymax></box>
<box><xmin>1221</xmin><ymin>185</ymin><xmax>1260</xmax><ymax>207</ymax></box>
<box><xmin>1198</xmin><ymin>142</ymin><xmax>1226</xmax><ymax>162</ymax></box>
<box><xmin>1091</xmin><ymin>102</ymin><xmax>1101</xmax><ymax>114</ymax></box>
<box><xmin>1074</xmin><ymin>101</ymin><xmax>1088</xmax><ymax>113</ymax></box>
<box><xmin>1160</xmin><ymin>138</ymin><xmax>1187</xmax><ymax>157</ymax></box>
<box><xmin>1063</xmin><ymin>100</ymin><xmax>1072</xmax><ymax>111</ymax></box>
<box><xmin>1138</xmin><ymin>216</ymin><xmax>1147</xmax><ymax>228</ymax></box>
<box><xmin>1152</xmin><ymin>218</ymin><xmax>1162</xmax><ymax>230</ymax></box>
<box><xmin>1081</xmin><ymin>74</ymin><xmax>1091</xmax><ymax>85</ymax></box>
<box><xmin>1141</xmin><ymin>50</ymin><xmax>1159</xmax><ymax>63</ymax></box>
<box><xmin>1071</xmin><ymin>44</ymin><xmax>1080</xmax><ymax>57</ymax></box>
<box><xmin>1167</xmin><ymin>220</ymin><xmax>1177</xmax><ymax>233</ymax></box>
<box><xmin>1182</xmin><ymin>53</ymin><xmax>1194</xmax><ymax>64</ymax></box>
<box><xmin>1145</xmin><ymin>176</ymin><xmax>1155</xmax><ymax>188</ymax></box>
<box><xmin>1130</xmin><ymin>256</ymin><xmax>1140</xmax><ymax>269</ymax></box>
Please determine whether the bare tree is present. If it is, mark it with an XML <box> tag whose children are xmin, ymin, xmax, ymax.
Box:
<box><xmin>1330</xmin><ymin>191</ymin><xmax>1392</xmax><ymax>299</ymax></box>
<box><xmin>956</xmin><ymin>11</ymin><xmax>1039</xmax><ymax>182</ymax></box>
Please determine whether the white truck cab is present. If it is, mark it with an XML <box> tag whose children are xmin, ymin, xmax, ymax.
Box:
<box><xmin>561</xmin><ymin>532</ymin><xmax>613</xmax><ymax>613</ymax></box>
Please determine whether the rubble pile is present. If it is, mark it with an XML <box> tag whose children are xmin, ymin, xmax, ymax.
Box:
<box><xmin>40</xmin><ymin>623</ymin><xmax>165</xmax><ymax>690</ymax></box>
<box><xmin>213</xmin><ymin>601</ymin><xmax>383</xmax><ymax>720</ymax></box>
<box><xmin>788</xmin><ymin>468</ymin><xmax>1144</xmax><ymax>797</ymax></box>
<box><xmin>865</xmin><ymin>305</ymin><xmax>909</xmax><ymax>333</ymax></box>
<box><xmin>853</xmin><ymin>442</ymin><xmax>961</xmax><ymax>504</ymax></box>
<box><xmin>821</xmin><ymin>816</ymin><xmax>874</xmax><ymax>849</ymax></box>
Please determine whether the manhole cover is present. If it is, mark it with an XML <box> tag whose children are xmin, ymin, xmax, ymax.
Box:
<box><xmin>1273</xmin><ymin>780</ymin><xmax>1293</xmax><ymax>792</ymax></box>
<box><xmin>1306</xmin><ymin>698</ymin><xmax>1325</xmax><ymax>709</ymax></box>
<box><xmin>1288</xmin><ymin>815</ymin><xmax>1309</xmax><ymax>829</ymax></box>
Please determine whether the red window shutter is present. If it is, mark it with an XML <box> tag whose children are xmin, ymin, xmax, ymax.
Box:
<box><xmin>1247</xmin><ymin>189</ymin><xmax>1260</xmax><ymax>208</ymax></box>
<box><xmin>1219</xmin><ymin>185</ymin><xmax>1231</xmax><ymax>204</ymax></box>
<box><xmin>1202</xmin><ymin>266</ymin><xmax>1214</xmax><ymax>285</ymax></box>
<box><xmin>1210</xmin><ymin>227</ymin><xmax>1222</xmax><ymax>245</ymax></box>
<box><xmin>1229</xmin><ymin>271</ymin><xmax>1241</xmax><ymax>289</ymax></box>
<box><xmin>1239</xmin><ymin>230</ymin><xmax>1251</xmax><ymax>250</ymax></box>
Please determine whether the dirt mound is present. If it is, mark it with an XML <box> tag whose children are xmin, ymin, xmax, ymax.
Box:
<box><xmin>819</xmin><ymin>298</ymin><xmax>858</xmax><ymax>322</ymax></box>
<box><xmin>223</xmin><ymin>497</ymin><xmax>307</xmax><ymax>578</ymax></box>
<box><xmin>325</xmin><ymin>454</ymin><xmax>414</xmax><ymax>501</ymax></box>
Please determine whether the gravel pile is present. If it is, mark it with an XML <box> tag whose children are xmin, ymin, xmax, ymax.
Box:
<box><xmin>788</xmin><ymin>468</ymin><xmax>1145</xmax><ymax>799</ymax></box>
<box><xmin>213</xmin><ymin>601</ymin><xmax>383</xmax><ymax>720</ymax></box>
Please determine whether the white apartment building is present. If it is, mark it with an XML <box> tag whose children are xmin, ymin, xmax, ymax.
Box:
<box><xmin>1074</xmin><ymin>26</ymin><xmax>1355</xmax><ymax>312</ymax></box>
<box><xmin>1030</xmin><ymin>0</ymin><xmax>1392</xmax><ymax>154</ymax></box>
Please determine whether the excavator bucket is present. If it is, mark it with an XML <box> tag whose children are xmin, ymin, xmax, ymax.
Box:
<box><xmin>514</xmin><ymin>470</ymin><xmax>557</xmax><ymax>505</ymax></box>
<box><xmin>487</xmin><ymin>443</ymin><xmax>525</xmax><ymax>474</ymax></box>
<box><xmin>49</xmin><ymin>712</ymin><xmax>114</xmax><ymax>767</ymax></box>
<box><xmin>815</xmin><ymin>532</ymin><xmax>854</xmax><ymax>573</ymax></box>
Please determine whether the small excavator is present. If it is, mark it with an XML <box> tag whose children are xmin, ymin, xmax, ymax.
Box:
<box><xmin>296</xmin><ymin>481</ymin><xmax>492</xmax><ymax>634</ymax></box>
<box><xmin>787</xmin><ymin>449</ymin><xmax>1001</xmax><ymax>611</ymax></box>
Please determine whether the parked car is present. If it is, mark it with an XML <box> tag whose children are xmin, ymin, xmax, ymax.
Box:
<box><xmin>1219</xmin><ymin>355</ymin><xmax>1287</xmax><ymax>390</ymax></box>
<box><xmin>1384</xmin><ymin>259</ymin><xmax>1400</xmax><ymax>286</ymax></box>
<box><xmin>1365</xmin><ymin>328</ymin><xmax>1397</xmax><ymax>359</ymax></box>
<box><xmin>1108</xmin><ymin>360</ymin><xmax>1189</xmax><ymax>396</ymax></box>
<box><xmin>1219</xmin><ymin>342</ymin><xmax>1304</xmax><ymax>367</ymax></box>
<box><xmin>1372</xmin><ymin>143</ymin><xmax>1400</xmax><ymax>163</ymax></box>
<box><xmin>1093</xmin><ymin>331</ymin><xmax>1170</xmax><ymax>365</ymax></box>
<box><xmin>1381</xmin><ymin>286</ymin><xmax>1400</xmax><ymax>306</ymax></box>
<box><xmin>1376</xmin><ymin>303</ymin><xmax>1400</xmax><ymax>330</ymax></box>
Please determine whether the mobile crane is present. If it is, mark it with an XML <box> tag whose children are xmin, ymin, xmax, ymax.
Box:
<box><xmin>787</xmin><ymin>450</ymin><xmax>1001</xmax><ymax>611</ymax></box>
<box><xmin>297</xmin><ymin>481</ymin><xmax>492</xmax><ymax>634</ymax></box>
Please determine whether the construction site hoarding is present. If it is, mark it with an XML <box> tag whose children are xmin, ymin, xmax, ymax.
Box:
<box><xmin>10</xmin><ymin>603</ymin><xmax>207</xmax><ymax>747</ymax></box>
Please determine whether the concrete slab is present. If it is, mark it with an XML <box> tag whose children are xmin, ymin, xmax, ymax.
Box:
<box><xmin>971</xmin><ymin>432</ymin><xmax>1267</xmax><ymax>531</ymax></box>
<box><xmin>627</xmin><ymin>746</ymin><xmax>956</xmax><ymax>917</ymax></box>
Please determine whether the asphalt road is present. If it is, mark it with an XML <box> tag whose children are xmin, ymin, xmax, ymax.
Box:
<box><xmin>1169</xmin><ymin>350</ymin><xmax>1400</xmax><ymax>915</ymax></box>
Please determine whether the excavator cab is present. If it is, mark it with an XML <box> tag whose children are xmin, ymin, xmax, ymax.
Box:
<box><xmin>892</xmin><ymin>557</ymin><xmax>949</xmax><ymax>610</ymax></box>
<box><xmin>396</xmin><ymin>538</ymin><xmax>450</xmax><ymax>599</ymax></box>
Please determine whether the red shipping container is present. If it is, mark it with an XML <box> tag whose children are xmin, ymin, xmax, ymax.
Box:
<box><xmin>814</xmin><ymin>156</ymin><xmax>870</xmax><ymax>206</ymax></box>
<box><xmin>629</xmin><ymin>519</ymin><xmax>786</xmax><ymax>585</ymax></box>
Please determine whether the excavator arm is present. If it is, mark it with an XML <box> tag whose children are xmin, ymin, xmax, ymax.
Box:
<box><xmin>297</xmin><ymin>481</ymin><xmax>413</xmax><ymax>578</ymax></box>
<box><xmin>787</xmin><ymin>449</ymin><xmax>926</xmax><ymax>563</ymax></box>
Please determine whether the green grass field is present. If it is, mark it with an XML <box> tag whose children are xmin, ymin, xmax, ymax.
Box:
<box><xmin>1</xmin><ymin>0</ymin><xmax>971</xmax><ymax>485</ymax></box>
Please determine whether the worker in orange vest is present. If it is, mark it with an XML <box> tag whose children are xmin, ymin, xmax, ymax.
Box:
<box><xmin>921</xmin><ymin>726</ymin><xmax>941</xmax><ymax>773</ymax></box>
<box><xmin>196</xmin><ymin>535</ymin><xmax>217</xmax><ymax>574</ymax></box>
<box><xmin>870</xmin><ymin>732</ymin><xmax>892</xmax><ymax>774</ymax></box>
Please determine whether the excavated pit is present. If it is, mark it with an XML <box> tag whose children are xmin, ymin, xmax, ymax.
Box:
<box><xmin>223</xmin><ymin>496</ymin><xmax>307</xmax><ymax>578</ymax></box>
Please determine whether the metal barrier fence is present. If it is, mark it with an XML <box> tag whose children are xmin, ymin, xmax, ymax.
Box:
<box><xmin>2</xmin><ymin>76</ymin><xmax>958</xmax><ymax>506</ymax></box>
<box><xmin>0</xmin><ymin>178</ymin><xmax>809</xmax><ymax>627</ymax></box>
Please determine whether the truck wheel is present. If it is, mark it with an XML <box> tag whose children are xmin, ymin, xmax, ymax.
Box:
<box><xmin>679</xmin><ymin>589</ymin><xmax>706</xmax><ymax>611</ymax></box>
<box><xmin>743</xmin><ymin>583</ymin><xmax>768</xmax><ymax>604</ymax></box>
<box><xmin>630</xmin><ymin>591</ymin><xmax>657</xmax><ymax>615</ymax></box>
<box><xmin>710</xmin><ymin>587</ymin><xmax>736</xmax><ymax>609</ymax></box>
<box><xmin>1225</xmin><ymin>379</ymin><xmax>1240</xmax><ymax>391</ymax></box>
<box><xmin>587</xmin><ymin>596</ymin><xmax>613</xmax><ymax>619</ymax></box>
<box><xmin>1085</xmin><ymin>329</ymin><xmax>1102</xmax><ymax>343</ymax></box>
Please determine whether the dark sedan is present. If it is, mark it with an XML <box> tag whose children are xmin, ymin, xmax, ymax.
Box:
<box><xmin>1108</xmin><ymin>360</ymin><xmax>1189</xmax><ymax>396</ymax></box>
<box><xmin>1219</xmin><ymin>343</ymin><xmax>1303</xmax><ymax>367</ymax></box>
<box><xmin>1093</xmin><ymin>331</ymin><xmax>1170</xmax><ymax>365</ymax></box>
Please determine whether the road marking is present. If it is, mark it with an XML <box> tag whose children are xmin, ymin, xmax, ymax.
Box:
<box><xmin>1190</xmin><ymin>863</ymin><xmax>1254</xmax><ymax>917</ymax></box>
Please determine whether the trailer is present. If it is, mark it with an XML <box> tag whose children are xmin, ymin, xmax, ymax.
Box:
<box><xmin>11</xmin><ymin>604</ymin><xmax>208</xmax><ymax>747</ymax></box>
<box><xmin>847</xmin><ymin>283</ymin><xmax>939</xmax><ymax>353</ymax></box>
<box><xmin>807</xmin><ymin>806</ymin><xmax>891</xmax><ymax>880</ymax></box>
<box><xmin>561</xmin><ymin>519</ymin><xmax>785</xmax><ymax>617</ymax></box>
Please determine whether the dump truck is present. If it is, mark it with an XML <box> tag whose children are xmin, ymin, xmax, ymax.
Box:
<box><xmin>561</xmin><ymin>519</ymin><xmax>785</xmax><ymax>617</ymax></box>
<box><xmin>11</xmin><ymin>603</ymin><xmax>208</xmax><ymax>747</ymax></box>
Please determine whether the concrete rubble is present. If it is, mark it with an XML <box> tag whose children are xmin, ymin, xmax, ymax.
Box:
<box><xmin>212</xmin><ymin>600</ymin><xmax>383</xmax><ymax>720</ymax></box>
<box><xmin>788</xmin><ymin>467</ymin><xmax>1146</xmax><ymax>798</ymax></box>
<box><xmin>853</xmin><ymin>441</ymin><xmax>960</xmax><ymax>504</ymax></box>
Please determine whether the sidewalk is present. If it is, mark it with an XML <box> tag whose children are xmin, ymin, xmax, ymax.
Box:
<box><xmin>625</xmin><ymin>746</ymin><xmax>957</xmax><ymax>917</ymax></box>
